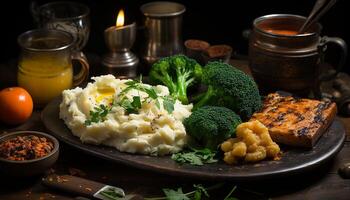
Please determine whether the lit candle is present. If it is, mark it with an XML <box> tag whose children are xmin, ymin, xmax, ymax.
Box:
<box><xmin>102</xmin><ymin>9</ymin><xmax>139</xmax><ymax>78</ymax></box>
<box><xmin>116</xmin><ymin>9</ymin><xmax>125</xmax><ymax>27</ymax></box>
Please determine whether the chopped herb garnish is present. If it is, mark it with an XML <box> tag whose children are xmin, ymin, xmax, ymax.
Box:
<box><xmin>162</xmin><ymin>97</ymin><xmax>175</xmax><ymax>114</ymax></box>
<box><xmin>85</xmin><ymin>104</ymin><xmax>113</xmax><ymax>125</ymax></box>
<box><xmin>118</xmin><ymin>96</ymin><xmax>141</xmax><ymax>114</ymax></box>
<box><xmin>124</xmin><ymin>80</ymin><xmax>137</xmax><ymax>86</ymax></box>
<box><xmin>118</xmin><ymin>77</ymin><xmax>176</xmax><ymax>114</ymax></box>
<box><xmin>193</xmin><ymin>184</ymin><xmax>209</xmax><ymax>200</ymax></box>
<box><xmin>155</xmin><ymin>99</ymin><xmax>161</xmax><ymax>109</ymax></box>
<box><xmin>85</xmin><ymin>76</ymin><xmax>177</xmax><ymax>125</ymax></box>
<box><xmin>131</xmin><ymin>96</ymin><xmax>141</xmax><ymax>109</ymax></box>
<box><xmin>144</xmin><ymin>183</ymin><xmax>227</xmax><ymax>200</ymax></box>
<box><xmin>171</xmin><ymin>148</ymin><xmax>218</xmax><ymax>166</ymax></box>
<box><xmin>145</xmin><ymin>87</ymin><xmax>158</xmax><ymax>99</ymax></box>
<box><xmin>162</xmin><ymin>188</ymin><xmax>190</xmax><ymax>200</ymax></box>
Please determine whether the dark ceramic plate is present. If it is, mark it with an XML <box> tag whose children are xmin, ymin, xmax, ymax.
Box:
<box><xmin>42</xmin><ymin>97</ymin><xmax>345</xmax><ymax>181</ymax></box>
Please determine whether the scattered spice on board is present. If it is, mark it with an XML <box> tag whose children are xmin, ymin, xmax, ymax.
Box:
<box><xmin>68</xmin><ymin>167</ymin><xmax>86</xmax><ymax>177</ymax></box>
<box><xmin>56</xmin><ymin>175</ymin><xmax>69</xmax><ymax>183</ymax></box>
<box><xmin>0</xmin><ymin>135</ymin><xmax>53</xmax><ymax>161</ymax></box>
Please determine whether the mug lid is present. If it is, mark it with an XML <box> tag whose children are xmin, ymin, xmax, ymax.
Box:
<box><xmin>141</xmin><ymin>1</ymin><xmax>186</xmax><ymax>17</ymax></box>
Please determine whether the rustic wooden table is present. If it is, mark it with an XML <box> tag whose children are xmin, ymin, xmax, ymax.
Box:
<box><xmin>0</xmin><ymin>59</ymin><xmax>349</xmax><ymax>200</ymax></box>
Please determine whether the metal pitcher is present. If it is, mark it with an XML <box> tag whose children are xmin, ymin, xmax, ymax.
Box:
<box><xmin>140</xmin><ymin>1</ymin><xmax>186</xmax><ymax>68</ymax></box>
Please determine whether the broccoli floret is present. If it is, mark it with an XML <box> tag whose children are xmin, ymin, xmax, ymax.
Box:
<box><xmin>149</xmin><ymin>55</ymin><xmax>202</xmax><ymax>104</ymax></box>
<box><xmin>184</xmin><ymin>106</ymin><xmax>242</xmax><ymax>150</ymax></box>
<box><xmin>194</xmin><ymin>62</ymin><xmax>262</xmax><ymax>120</ymax></box>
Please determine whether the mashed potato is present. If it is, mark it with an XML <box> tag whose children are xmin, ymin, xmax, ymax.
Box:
<box><xmin>60</xmin><ymin>75</ymin><xmax>192</xmax><ymax>156</ymax></box>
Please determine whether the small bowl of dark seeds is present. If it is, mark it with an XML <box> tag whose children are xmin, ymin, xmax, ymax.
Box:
<box><xmin>0</xmin><ymin>131</ymin><xmax>59</xmax><ymax>177</ymax></box>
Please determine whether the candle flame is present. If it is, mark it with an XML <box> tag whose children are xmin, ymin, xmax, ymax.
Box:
<box><xmin>116</xmin><ymin>9</ymin><xmax>125</xmax><ymax>27</ymax></box>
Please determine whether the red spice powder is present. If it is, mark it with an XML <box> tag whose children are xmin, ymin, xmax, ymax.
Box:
<box><xmin>0</xmin><ymin>135</ymin><xmax>54</xmax><ymax>161</ymax></box>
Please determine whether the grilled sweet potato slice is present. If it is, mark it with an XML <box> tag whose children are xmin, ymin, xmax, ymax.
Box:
<box><xmin>251</xmin><ymin>93</ymin><xmax>337</xmax><ymax>147</ymax></box>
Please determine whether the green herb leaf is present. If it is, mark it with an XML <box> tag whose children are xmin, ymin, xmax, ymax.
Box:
<box><xmin>193</xmin><ymin>190</ymin><xmax>201</xmax><ymax>200</ymax></box>
<box><xmin>84</xmin><ymin>120</ymin><xmax>91</xmax><ymax>126</ymax></box>
<box><xmin>124</xmin><ymin>80</ymin><xmax>137</xmax><ymax>86</ymax></box>
<box><xmin>171</xmin><ymin>148</ymin><xmax>217</xmax><ymax>166</ymax></box>
<box><xmin>163</xmin><ymin>97</ymin><xmax>175</xmax><ymax>114</ymax></box>
<box><xmin>163</xmin><ymin>188</ymin><xmax>190</xmax><ymax>200</ymax></box>
<box><xmin>155</xmin><ymin>99</ymin><xmax>161</xmax><ymax>109</ymax></box>
<box><xmin>119</xmin><ymin>85</ymin><xmax>136</xmax><ymax>97</ymax></box>
<box><xmin>223</xmin><ymin>186</ymin><xmax>238</xmax><ymax>200</ymax></box>
<box><xmin>118</xmin><ymin>96</ymin><xmax>142</xmax><ymax>114</ymax></box>
<box><xmin>131</xmin><ymin>96</ymin><xmax>142</xmax><ymax>110</ymax></box>
<box><xmin>145</xmin><ymin>87</ymin><xmax>158</xmax><ymax>99</ymax></box>
<box><xmin>193</xmin><ymin>184</ymin><xmax>209</xmax><ymax>198</ymax></box>
<box><xmin>191</xmin><ymin>148</ymin><xmax>218</xmax><ymax>164</ymax></box>
<box><xmin>144</xmin><ymin>183</ymin><xmax>228</xmax><ymax>200</ymax></box>
<box><xmin>99</xmin><ymin>104</ymin><xmax>110</xmax><ymax>117</ymax></box>
<box><xmin>86</xmin><ymin>75</ymin><xmax>180</xmax><ymax>126</ymax></box>
<box><xmin>119</xmin><ymin>98</ymin><xmax>132</xmax><ymax>113</ymax></box>
<box><xmin>119</xmin><ymin>77</ymin><xmax>180</xmax><ymax>115</ymax></box>
<box><xmin>84</xmin><ymin>104</ymin><xmax>112</xmax><ymax>125</ymax></box>
<box><xmin>171</xmin><ymin>152</ymin><xmax>203</xmax><ymax>165</ymax></box>
<box><xmin>120</xmin><ymin>98</ymin><xmax>138</xmax><ymax>114</ymax></box>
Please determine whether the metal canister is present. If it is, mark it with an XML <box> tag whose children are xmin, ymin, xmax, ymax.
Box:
<box><xmin>249</xmin><ymin>14</ymin><xmax>347</xmax><ymax>96</ymax></box>
<box><xmin>140</xmin><ymin>1</ymin><xmax>186</xmax><ymax>68</ymax></box>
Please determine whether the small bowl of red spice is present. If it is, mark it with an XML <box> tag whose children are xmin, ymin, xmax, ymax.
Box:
<box><xmin>185</xmin><ymin>39</ymin><xmax>210</xmax><ymax>65</ymax></box>
<box><xmin>0</xmin><ymin>131</ymin><xmax>59</xmax><ymax>176</ymax></box>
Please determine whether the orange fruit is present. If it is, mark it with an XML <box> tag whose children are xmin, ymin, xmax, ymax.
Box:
<box><xmin>0</xmin><ymin>87</ymin><xmax>33</xmax><ymax>125</ymax></box>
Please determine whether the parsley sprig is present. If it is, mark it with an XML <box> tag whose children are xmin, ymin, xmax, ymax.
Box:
<box><xmin>159</xmin><ymin>184</ymin><xmax>209</xmax><ymax>200</ymax></box>
<box><xmin>84</xmin><ymin>104</ymin><xmax>113</xmax><ymax>125</ymax></box>
<box><xmin>118</xmin><ymin>96</ymin><xmax>142</xmax><ymax>114</ymax></box>
<box><xmin>119</xmin><ymin>77</ymin><xmax>176</xmax><ymax>114</ymax></box>
<box><xmin>144</xmin><ymin>183</ymin><xmax>236</xmax><ymax>200</ymax></box>
<box><xmin>171</xmin><ymin>148</ymin><xmax>218</xmax><ymax>166</ymax></box>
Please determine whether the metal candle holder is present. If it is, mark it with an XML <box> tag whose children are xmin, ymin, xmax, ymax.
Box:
<box><xmin>102</xmin><ymin>22</ymin><xmax>139</xmax><ymax>78</ymax></box>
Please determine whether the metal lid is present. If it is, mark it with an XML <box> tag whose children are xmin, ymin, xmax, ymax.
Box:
<box><xmin>141</xmin><ymin>1</ymin><xmax>186</xmax><ymax>17</ymax></box>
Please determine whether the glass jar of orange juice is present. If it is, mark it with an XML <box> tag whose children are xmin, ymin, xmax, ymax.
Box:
<box><xmin>17</xmin><ymin>29</ymin><xmax>89</xmax><ymax>107</ymax></box>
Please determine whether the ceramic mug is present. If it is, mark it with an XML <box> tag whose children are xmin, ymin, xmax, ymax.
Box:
<box><xmin>249</xmin><ymin>14</ymin><xmax>347</xmax><ymax>96</ymax></box>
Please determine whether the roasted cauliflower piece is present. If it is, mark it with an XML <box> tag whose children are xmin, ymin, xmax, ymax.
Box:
<box><xmin>221</xmin><ymin>120</ymin><xmax>281</xmax><ymax>164</ymax></box>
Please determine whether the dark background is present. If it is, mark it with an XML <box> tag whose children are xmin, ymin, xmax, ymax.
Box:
<box><xmin>0</xmin><ymin>0</ymin><xmax>349</xmax><ymax>72</ymax></box>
